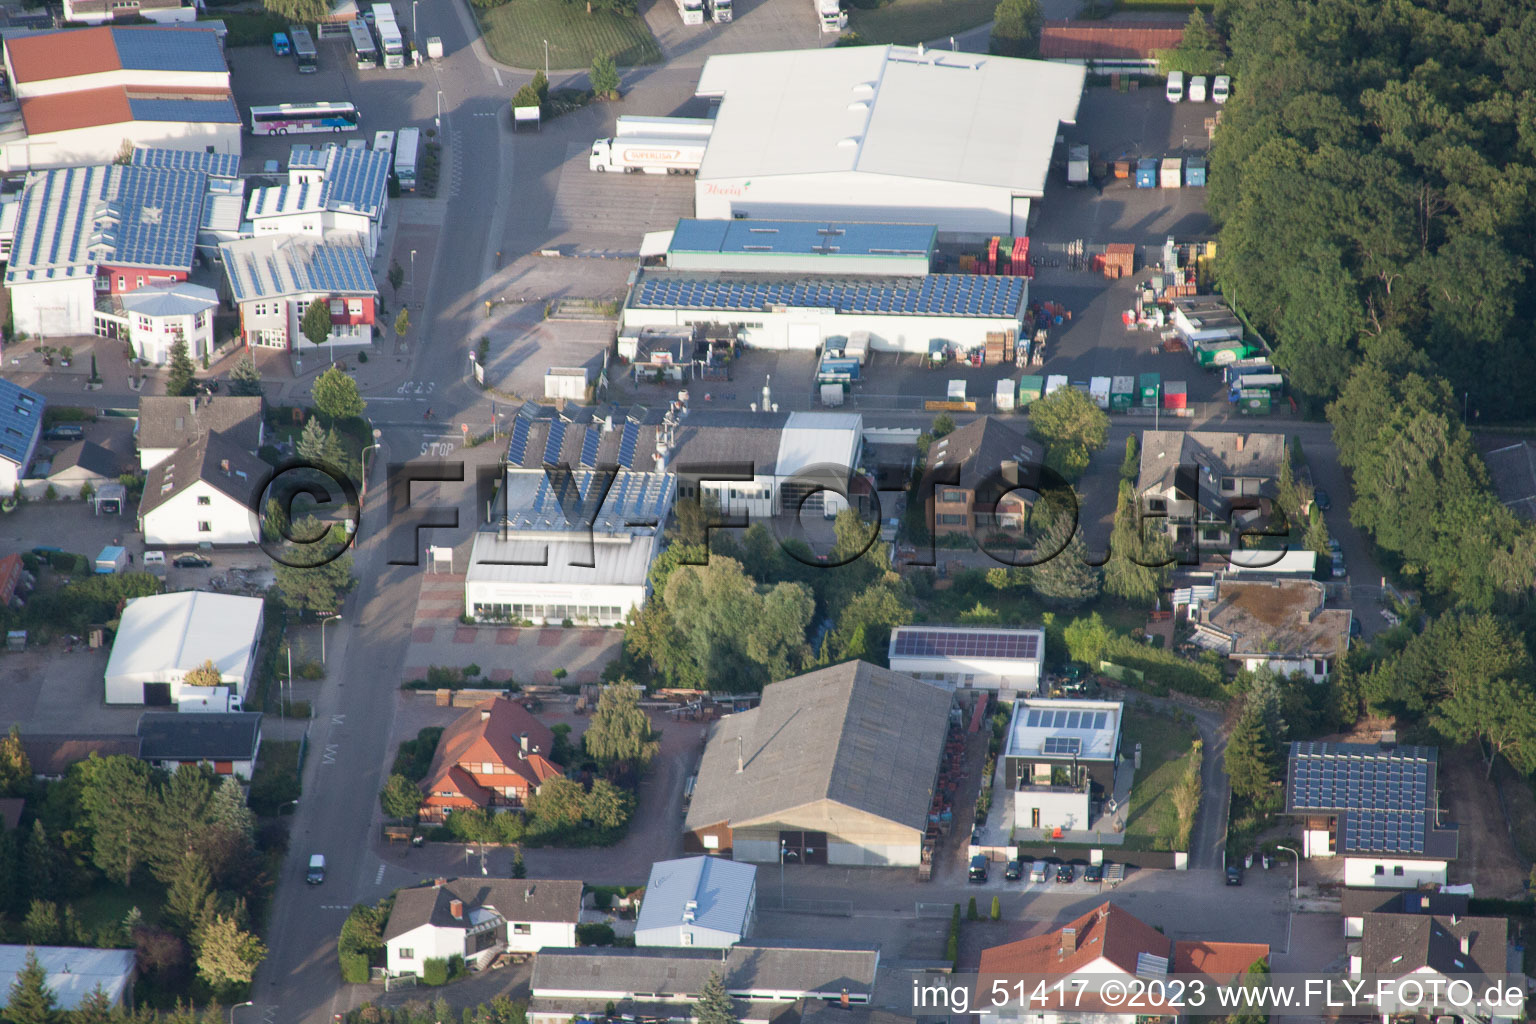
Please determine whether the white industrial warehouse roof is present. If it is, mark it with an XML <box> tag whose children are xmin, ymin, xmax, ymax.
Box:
<box><xmin>695</xmin><ymin>46</ymin><xmax>1084</xmax><ymax>196</ymax></box>
<box><xmin>636</xmin><ymin>857</ymin><xmax>756</xmax><ymax>937</ymax></box>
<box><xmin>464</xmin><ymin>534</ymin><xmax>657</xmax><ymax>588</ymax></box>
<box><xmin>105</xmin><ymin>591</ymin><xmax>263</xmax><ymax>683</ymax></box>
<box><xmin>0</xmin><ymin>945</ymin><xmax>135</xmax><ymax>1010</ymax></box>
<box><xmin>776</xmin><ymin>412</ymin><xmax>861</xmax><ymax>481</ymax></box>
<box><xmin>1006</xmin><ymin>698</ymin><xmax>1123</xmax><ymax>763</ymax></box>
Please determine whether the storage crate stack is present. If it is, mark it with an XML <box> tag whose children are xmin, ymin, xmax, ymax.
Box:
<box><xmin>984</xmin><ymin>330</ymin><xmax>1016</xmax><ymax>366</ymax></box>
<box><xmin>1103</xmin><ymin>243</ymin><xmax>1135</xmax><ymax>280</ymax></box>
<box><xmin>985</xmin><ymin>236</ymin><xmax>1000</xmax><ymax>275</ymax></box>
<box><xmin>1011</xmin><ymin>236</ymin><xmax>1031</xmax><ymax>277</ymax></box>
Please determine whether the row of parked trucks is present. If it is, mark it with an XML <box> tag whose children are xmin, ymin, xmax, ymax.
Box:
<box><xmin>674</xmin><ymin>0</ymin><xmax>843</xmax><ymax>30</ymax></box>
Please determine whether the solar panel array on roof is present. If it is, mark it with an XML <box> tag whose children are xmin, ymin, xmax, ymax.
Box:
<box><xmin>0</xmin><ymin>380</ymin><xmax>44</xmax><ymax>464</ymax></box>
<box><xmin>617</xmin><ymin>423</ymin><xmax>640</xmax><ymax>468</ymax></box>
<box><xmin>1024</xmin><ymin>709</ymin><xmax>1109</xmax><ymax>731</ymax></box>
<box><xmin>133</xmin><ymin>148</ymin><xmax>240</xmax><ymax>178</ymax></box>
<box><xmin>506</xmin><ymin>416</ymin><xmax>532</xmax><ymax>465</ymax></box>
<box><xmin>542</xmin><ymin>419</ymin><xmax>567</xmax><ymax>466</ymax></box>
<box><xmin>111</xmin><ymin>26</ymin><xmax>227</xmax><ymax>73</ymax></box>
<box><xmin>1042</xmin><ymin>736</ymin><xmax>1081</xmax><ymax>756</ymax></box>
<box><xmin>1290</xmin><ymin>753</ymin><xmax>1429</xmax><ymax>813</ymax></box>
<box><xmin>505</xmin><ymin>469</ymin><xmax>673</xmax><ymax>534</ymax></box>
<box><xmin>891</xmin><ymin>628</ymin><xmax>1040</xmax><ymax>661</ymax></box>
<box><xmin>579</xmin><ymin>427</ymin><xmax>601</xmax><ymax>468</ymax></box>
<box><xmin>304</xmin><ymin>241</ymin><xmax>373</xmax><ymax>292</ymax></box>
<box><xmin>322</xmin><ymin>145</ymin><xmax>390</xmax><ymax>217</ymax></box>
<box><xmin>217</xmin><ymin>235</ymin><xmax>374</xmax><ymax>302</ymax></box>
<box><xmin>631</xmin><ymin>273</ymin><xmax>1024</xmax><ymax>318</ymax></box>
<box><xmin>1342</xmin><ymin>811</ymin><xmax>1426</xmax><ymax>855</ymax></box>
<box><xmin>111</xmin><ymin>166</ymin><xmax>204</xmax><ymax>269</ymax></box>
<box><xmin>127</xmin><ymin>96</ymin><xmax>240</xmax><ymax>124</ymax></box>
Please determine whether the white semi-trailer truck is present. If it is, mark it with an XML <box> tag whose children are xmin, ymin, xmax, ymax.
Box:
<box><xmin>816</xmin><ymin>0</ymin><xmax>845</xmax><ymax>32</ymax></box>
<box><xmin>614</xmin><ymin>115</ymin><xmax>716</xmax><ymax>139</ymax></box>
<box><xmin>675</xmin><ymin>0</ymin><xmax>705</xmax><ymax>25</ymax></box>
<box><xmin>589</xmin><ymin>135</ymin><xmax>707</xmax><ymax>174</ymax></box>
<box><xmin>709</xmin><ymin>0</ymin><xmax>732</xmax><ymax>21</ymax></box>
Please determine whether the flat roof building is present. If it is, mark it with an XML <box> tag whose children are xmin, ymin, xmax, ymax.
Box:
<box><xmin>888</xmin><ymin>625</ymin><xmax>1045</xmax><ymax>698</ymax></box>
<box><xmin>104</xmin><ymin>591</ymin><xmax>264</xmax><ymax>706</ymax></box>
<box><xmin>664</xmin><ymin>218</ymin><xmax>936</xmax><ymax>276</ymax></box>
<box><xmin>635</xmin><ymin>857</ymin><xmax>757</xmax><ymax>949</ymax></box>
<box><xmin>1192</xmin><ymin>578</ymin><xmax>1351</xmax><ymax>683</ymax></box>
<box><xmin>694</xmin><ymin>46</ymin><xmax>1085</xmax><ymax>237</ymax></box>
<box><xmin>1003</xmin><ymin>699</ymin><xmax>1123</xmax><ymax>834</ymax></box>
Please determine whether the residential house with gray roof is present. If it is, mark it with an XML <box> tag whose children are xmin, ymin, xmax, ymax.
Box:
<box><xmin>383</xmin><ymin>877</ymin><xmax>583</xmax><ymax>977</ymax></box>
<box><xmin>635</xmin><ymin>856</ymin><xmax>757</xmax><ymax>948</ymax></box>
<box><xmin>926</xmin><ymin>417</ymin><xmax>1041</xmax><ymax>537</ymax></box>
<box><xmin>1351</xmin><ymin>912</ymin><xmax>1513</xmax><ymax>1022</ymax></box>
<box><xmin>685</xmin><ymin>661</ymin><xmax>952</xmax><ymax>867</ymax></box>
<box><xmin>529</xmin><ymin>942</ymin><xmax>879</xmax><ymax>1024</ymax></box>
<box><xmin>1138</xmin><ymin>429</ymin><xmax>1285</xmax><ymax>548</ymax></box>
<box><xmin>137</xmin><ymin>393</ymin><xmax>263</xmax><ymax>470</ymax></box>
<box><xmin>138</xmin><ymin>430</ymin><xmax>265</xmax><ymax>546</ymax></box>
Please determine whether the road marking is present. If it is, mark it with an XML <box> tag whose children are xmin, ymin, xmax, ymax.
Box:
<box><xmin>261</xmin><ymin>1008</ymin><xmax>277</xmax><ymax>1024</ymax></box>
<box><xmin>375</xmin><ymin>863</ymin><xmax>386</xmax><ymax>883</ymax></box>
<box><xmin>320</xmin><ymin>904</ymin><xmax>352</xmax><ymax>910</ymax></box>
<box><xmin>322</xmin><ymin>744</ymin><xmax>338</xmax><ymax>765</ymax></box>
<box><xmin>493</xmin><ymin>67</ymin><xmax>502</xmax><ymax>88</ymax></box>
<box><xmin>332</xmin><ymin>714</ymin><xmax>346</xmax><ymax>725</ymax></box>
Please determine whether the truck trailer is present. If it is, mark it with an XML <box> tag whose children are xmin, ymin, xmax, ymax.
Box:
<box><xmin>589</xmin><ymin>135</ymin><xmax>707</xmax><ymax>174</ymax></box>
<box><xmin>675</xmin><ymin>0</ymin><xmax>705</xmax><ymax>25</ymax></box>
<box><xmin>816</xmin><ymin>0</ymin><xmax>845</xmax><ymax>31</ymax></box>
<box><xmin>614</xmin><ymin>115</ymin><xmax>715</xmax><ymax>140</ymax></box>
<box><xmin>709</xmin><ymin>0</ymin><xmax>732</xmax><ymax>21</ymax></box>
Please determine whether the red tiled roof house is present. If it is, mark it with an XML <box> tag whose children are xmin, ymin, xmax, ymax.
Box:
<box><xmin>418</xmin><ymin>698</ymin><xmax>563</xmax><ymax>823</ymax></box>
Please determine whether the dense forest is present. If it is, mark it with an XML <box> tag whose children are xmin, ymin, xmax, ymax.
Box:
<box><xmin>1208</xmin><ymin>0</ymin><xmax>1536</xmax><ymax>420</ymax></box>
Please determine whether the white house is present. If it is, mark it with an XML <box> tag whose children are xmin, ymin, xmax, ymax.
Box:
<box><xmin>1351</xmin><ymin>913</ymin><xmax>1514</xmax><ymax>1023</ymax></box>
<box><xmin>137</xmin><ymin>431</ymin><xmax>264</xmax><ymax>547</ymax></box>
<box><xmin>887</xmin><ymin>625</ymin><xmax>1044</xmax><ymax>698</ymax></box>
<box><xmin>0</xmin><ymin>380</ymin><xmax>45</xmax><ymax>494</ymax></box>
<box><xmin>1340</xmin><ymin>888</ymin><xmax>1469</xmax><ymax>940</ymax></box>
<box><xmin>1002</xmin><ymin>699</ymin><xmax>1122</xmax><ymax>834</ymax></box>
<box><xmin>465</xmin><ymin>466</ymin><xmax>675</xmax><ymax>627</ymax></box>
<box><xmin>137</xmin><ymin>712</ymin><xmax>263</xmax><ymax>778</ymax></box>
<box><xmin>246</xmin><ymin>143</ymin><xmax>391</xmax><ymax>256</ymax></box>
<box><xmin>383</xmin><ymin>878</ymin><xmax>583</xmax><ymax>977</ymax></box>
<box><xmin>104</xmin><ymin>590</ymin><xmax>264</xmax><ymax>705</ymax></box>
<box><xmin>137</xmin><ymin>394</ymin><xmax>264</xmax><ymax>472</ymax></box>
<box><xmin>100</xmin><ymin>281</ymin><xmax>219</xmax><ymax>366</ymax></box>
<box><xmin>62</xmin><ymin>0</ymin><xmax>195</xmax><ymax>24</ymax></box>
<box><xmin>635</xmin><ymin>857</ymin><xmax>757</xmax><ymax>949</ymax></box>
<box><xmin>1286</xmin><ymin>742</ymin><xmax>1458</xmax><ymax>889</ymax></box>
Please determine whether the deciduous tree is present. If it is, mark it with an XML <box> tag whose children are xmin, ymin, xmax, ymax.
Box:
<box><xmin>195</xmin><ymin>913</ymin><xmax>266</xmax><ymax>988</ymax></box>
<box><xmin>990</xmin><ymin>0</ymin><xmax>1043</xmax><ymax>57</ymax></box>
<box><xmin>583</xmin><ymin>684</ymin><xmax>659</xmax><ymax>768</ymax></box>
<box><xmin>184</xmin><ymin>659</ymin><xmax>222</xmax><ymax>688</ymax></box>
<box><xmin>380</xmin><ymin>773</ymin><xmax>424</xmax><ymax>821</ymax></box>
<box><xmin>312</xmin><ymin>365</ymin><xmax>366</xmax><ymax>422</ymax></box>
<box><xmin>301</xmin><ymin>299</ymin><xmax>334</xmax><ymax>348</ymax></box>
<box><xmin>590</xmin><ymin>55</ymin><xmax>620</xmax><ymax>96</ymax></box>
<box><xmin>0</xmin><ymin>723</ymin><xmax>30</xmax><ymax>795</ymax></box>
<box><xmin>1028</xmin><ymin>387</ymin><xmax>1109</xmax><ymax>482</ymax></box>
<box><xmin>1155</xmin><ymin>10</ymin><xmax>1221</xmax><ymax>75</ymax></box>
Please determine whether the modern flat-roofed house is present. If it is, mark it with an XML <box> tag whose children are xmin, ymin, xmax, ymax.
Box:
<box><xmin>685</xmin><ymin>661</ymin><xmax>952</xmax><ymax>867</ymax></box>
<box><xmin>383</xmin><ymin>877</ymin><xmax>584</xmax><ymax>977</ymax></box>
<box><xmin>1351</xmin><ymin>913</ymin><xmax>1514</xmax><ymax>1023</ymax></box>
<box><xmin>887</xmin><ymin>624</ymin><xmax>1045</xmax><ymax>699</ymax></box>
<box><xmin>1002</xmin><ymin>699</ymin><xmax>1122</xmax><ymax>833</ymax></box>
<box><xmin>925</xmin><ymin>417</ymin><xmax>1040</xmax><ymax>538</ymax></box>
<box><xmin>635</xmin><ymin>857</ymin><xmax>757</xmax><ymax>949</ymax></box>
<box><xmin>1191</xmin><ymin>578</ymin><xmax>1351</xmax><ymax>683</ymax></box>
<box><xmin>1138</xmin><ymin>430</ymin><xmax>1284</xmax><ymax>549</ymax></box>
<box><xmin>530</xmin><ymin>943</ymin><xmax>879</xmax><ymax>1024</ymax></box>
<box><xmin>1286</xmin><ymin>741</ymin><xmax>1458</xmax><ymax>889</ymax></box>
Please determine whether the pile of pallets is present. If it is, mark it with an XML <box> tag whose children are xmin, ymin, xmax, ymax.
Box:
<box><xmin>984</xmin><ymin>330</ymin><xmax>1016</xmax><ymax>365</ymax></box>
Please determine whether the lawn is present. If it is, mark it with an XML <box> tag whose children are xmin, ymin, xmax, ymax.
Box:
<box><xmin>845</xmin><ymin>0</ymin><xmax>996</xmax><ymax>46</ymax></box>
<box><xmin>474</xmin><ymin>0</ymin><xmax>661</xmax><ymax>70</ymax></box>
<box><xmin>74</xmin><ymin>877</ymin><xmax>167</xmax><ymax>936</ymax></box>
<box><xmin>1120</xmin><ymin>705</ymin><xmax>1199</xmax><ymax>850</ymax></box>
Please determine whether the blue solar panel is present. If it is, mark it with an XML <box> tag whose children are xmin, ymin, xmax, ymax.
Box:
<box><xmin>579</xmin><ymin>428</ymin><xmax>601</xmax><ymax>468</ymax></box>
<box><xmin>543</xmin><ymin>420</ymin><xmax>567</xmax><ymax>466</ymax></box>
<box><xmin>128</xmin><ymin>97</ymin><xmax>241</xmax><ymax>124</ymax></box>
<box><xmin>323</xmin><ymin>146</ymin><xmax>391</xmax><ymax>217</ymax></box>
<box><xmin>617</xmin><ymin>423</ymin><xmax>639</xmax><ymax>468</ymax></box>
<box><xmin>506</xmin><ymin>417</ymin><xmax>531</xmax><ymax>465</ymax></box>
<box><xmin>1043</xmin><ymin>737</ymin><xmax>1081</xmax><ymax>756</ymax></box>
<box><xmin>107</xmin><ymin>166</ymin><xmax>205</xmax><ymax>271</ymax></box>
<box><xmin>112</xmin><ymin>26</ymin><xmax>227</xmax><ymax>72</ymax></box>
<box><xmin>632</xmin><ymin>273</ymin><xmax>1024</xmax><ymax>319</ymax></box>
<box><xmin>132</xmin><ymin>148</ymin><xmax>241</xmax><ymax>178</ymax></box>
<box><xmin>0</xmin><ymin>380</ymin><xmax>44</xmax><ymax>464</ymax></box>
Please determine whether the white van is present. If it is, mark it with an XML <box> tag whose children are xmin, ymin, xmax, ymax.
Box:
<box><xmin>1166</xmin><ymin>71</ymin><xmax>1185</xmax><ymax>103</ymax></box>
<box><xmin>1189</xmin><ymin>75</ymin><xmax>1208</xmax><ymax>102</ymax></box>
<box><xmin>306</xmin><ymin>854</ymin><xmax>326</xmax><ymax>884</ymax></box>
<box><xmin>142</xmin><ymin>551</ymin><xmax>166</xmax><ymax>569</ymax></box>
<box><xmin>1212</xmin><ymin>75</ymin><xmax>1231</xmax><ymax>103</ymax></box>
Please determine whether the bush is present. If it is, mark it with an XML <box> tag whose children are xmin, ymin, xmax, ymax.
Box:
<box><xmin>945</xmin><ymin>904</ymin><xmax>960</xmax><ymax>963</ymax></box>
<box><xmin>421</xmin><ymin>957</ymin><xmax>449</xmax><ymax>986</ymax></box>
<box><xmin>577</xmin><ymin>923</ymin><xmax>616</xmax><ymax>946</ymax></box>
<box><xmin>966</xmin><ymin>896</ymin><xmax>979</xmax><ymax>921</ymax></box>
<box><xmin>298</xmin><ymin>661</ymin><xmax>325</xmax><ymax>680</ymax></box>
<box><xmin>990</xmin><ymin>896</ymin><xmax>1001</xmax><ymax>921</ymax></box>
<box><xmin>338</xmin><ymin>948</ymin><xmax>370</xmax><ymax>984</ymax></box>
<box><xmin>392</xmin><ymin>727</ymin><xmax>445</xmax><ymax>782</ymax></box>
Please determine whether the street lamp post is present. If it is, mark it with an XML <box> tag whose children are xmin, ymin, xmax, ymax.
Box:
<box><xmin>779</xmin><ymin>841</ymin><xmax>786</xmax><ymax>908</ymax></box>
<box><xmin>321</xmin><ymin>614</ymin><xmax>342</xmax><ymax>663</ymax></box>
<box><xmin>1276</xmin><ymin>844</ymin><xmax>1299</xmax><ymax>900</ymax></box>
<box><xmin>435</xmin><ymin>90</ymin><xmax>442</xmax><ymax>133</ymax></box>
<box><xmin>361</xmin><ymin>431</ymin><xmax>382</xmax><ymax>496</ymax></box>
<box><xmin>230</xmin><ymin>1001</ymin><xmax>254</xmax><ymax>1024</ymax></box>
<box><xmin>409</xmin><ymin>249</ymin><xmax>417</xmax><ymax>309</ymax></box>
<box><xmin>285</xmin><ymin>643</ymin><xmax>293</xmax><ymax>717</ymax></box>
<box><xmin>411</xmin><ymin>0</ymin><xmax>417</xmax><ymax>49</ymax></box>
<box><xmin>543</xmin><ymin>39</ymin><xmax>549</xmax><ymax>80</ymax></box>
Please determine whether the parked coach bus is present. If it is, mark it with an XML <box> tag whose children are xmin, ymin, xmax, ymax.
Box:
<box><xmin>249</xmin><ymin>102</ymin><xmax>361</xmax><ymax>136</ymax></box>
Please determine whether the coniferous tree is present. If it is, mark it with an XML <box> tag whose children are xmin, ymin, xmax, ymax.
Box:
<box><xmin>165</xmin><ymin>338</ymin><xmax>197</xmax><ymax>397</ymax></box>
<box><xmin>693</xmin><ymin>972</ymin><xmax>739</xmax><ymax>1024</ymax></box>
<box><xmin>6</xmin><ymin>948</ymin><xmax>59</xmax><ymax>1024</ymax></box>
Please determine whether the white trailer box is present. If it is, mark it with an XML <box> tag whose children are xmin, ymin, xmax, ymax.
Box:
<box><xmin>815</xmin><ymin>0</ymin><xmax>845</xmax><ymax>32</ymax></box>
<box><xmin>181</xmin><ymin>688</ymin><xmax>242</xmax><ymax>713</ymax></box>
<box><xmin>425</xmin><ymin>36</ymin><xmax>442</xmax><ymax>58</ymax></box>
<box><xmin>615</xmin><ymin>115</ymin><xmax>715</xmax><ymax>139</ymax></box>
<box><xmin>1089</xmin><ymin>376</ymin><xmax>1111</xmax><ymax>409</ymax></box>
<box><xmin>844</xmin><ymin>330</ymin><xmax>870</xmax><ymax>365</ymax></box>
<box><xmin>1045</xmin><ymin>374</ymin><xmax>1069</xmax><ymax>396</ymax></box>
<box><xmin>589</xmin><ymin>135</ymin><xmax>707</xmax><ymax>174</ymax></box>
<box><xmin>1067</xmin><ymin>144</ymin><xmax>1090</xmax><ymax>185</ymax></box>
<box><xmin>996</xmin><ymin>379</ymin><xmax>1016</xmax><ymax>412</ymax></box>
<box><xmin>675</xmin><ymin>0</ymin><xmax>705</xmax><ymax>25</ymax></box>
<box><xmin>820</xmin><ymin>383</ymin><xmax>845</xmax><ymax>407</ymax></box>
<box><xmin>947</xmin><ymin>379</ymin><xmax>966</xmax><ymax>401</ymax></box>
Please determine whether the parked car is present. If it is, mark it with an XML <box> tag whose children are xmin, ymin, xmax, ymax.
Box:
<box><xmin>1083</xmin><ymin>863</ymin><xmax>1103</xmax><ymax>883</ymax></box>
<box><xmin>1212</xmin><ymin>74</ymin><xmax>1231</xmax><ymax>103</ymax></box>
<box><xmin>1314</xmin><ymin>487</ymin><xmax>1332</xmax><ymax>510</ymax></box>
<box><xmin>44</xmin><ymin>424</ymin><xmax>84</xmax><ymax>441</ymax></box>
<box><xmin>1028</xmin><ymin>861</ymin><xmax>1048</xmax><ymax>883</ymax></box>
<box><xmin>1225</xmin><ymin>864</ymin><xmax>1243</xmax><ymax>886</ymax></box>
<box><xmin>1189</xmin><ymin>75</ymin><xmax>1208</xmax><ymax>102</ymax></box>
<box><xmin>1350</xmin><ymin>618</ymin><xmax>1363</xmax><ymax>639</ymax></box>
<box><xmin>1055</xmin><ymin>863</ymin><xmax>1075</xmax><ymax>883</ymax></box>
<box><xmin>306</xmin><ymin>854</ymin><xmax>326</xmax><ymax>884</ymax></box>
<box><xmin>173</xmin><ymin>554</ymin><xmax>212</xmax><ymax>569</ymax></box>
<box><xmin>969</xmin><ymin>855</ymin><xmax>989</xmax><ymax>883</ymax></box>
<box><xmin>1166</xmin><ymin>71</ymin><xmax>1185</xmax><ymax>103</ymax></box>
<box><xmin>1004</xmin><ymin>859</ymin><xmax>1023</xmax><ymax>881</ymax></box>
<box><xmin>1327</xmin><ymin>538</ymin><xmax>1342</xmax><ymax>554</ymax></box>
<box><xmin>1332</xmin><ymin>555</ymin><xmax>1348</xmax><ymax>579</ymax></box>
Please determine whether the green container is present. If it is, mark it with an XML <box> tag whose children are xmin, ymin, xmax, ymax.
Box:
<box><xmin>1138</xmin><ymin>372</ymin><xmax>1161</xmax><ymax>407</ymax></box>
<box><xmin>1017</xmin><ymin>375</ymin><xmax>1045</xmax><ymax>405</ymax></box>
<box><xmin>1236</xmin><ymin>389</ymin><xmax>1271</xmax><ymax>415</ymax></box>
<box><xmin>1197</xmin><ymin>341</ymin><xmax>1257</xmax><ymax>367</ymax></box>
<box><xmin>1110</xmin><ymin>375</ymin><xmax>1135</xmax><ymax>412</ymax></box>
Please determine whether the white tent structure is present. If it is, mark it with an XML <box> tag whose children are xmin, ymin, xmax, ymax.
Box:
<box><xmin>0</xmin><ymin>946</ymin><xmax>135</xmax><ymax>1010</ymax></box>
<box><xmin>104</xmin><ymin>591</ymin><xmax>264</xmax><ymax>706</ymax></box>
